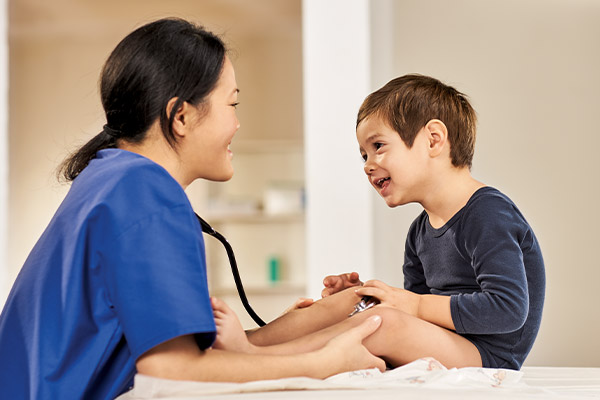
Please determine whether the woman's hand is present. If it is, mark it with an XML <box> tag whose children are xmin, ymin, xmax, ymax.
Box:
<box><xmin>355</xmin><ymin>280</ymin><xmax>421</xmax><ymax>317</ymax></box>
<box><xmin>318</xmin><ymin>315</ymin><xmax>386</xmax><ymax>374</ymax></box>
<box><xmin>280</xmin><ymin>297</ymin><xmax>314</xmax><ymax>316</ymax></box>
<box><xmin>321</xmin><ymin>272</ymin><xmax>363</xmax><ymax>298</ymax></box>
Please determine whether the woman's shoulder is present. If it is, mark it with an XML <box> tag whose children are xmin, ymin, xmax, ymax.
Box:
<box><xmin>68</xmin><ymin>149</ymin><xmax>191</xmax><ymax>222</ymax></box>
<box><xmin>82</xmin><ymin>149</ymin><xmax>183</xmax><ymax>194</ymax></box>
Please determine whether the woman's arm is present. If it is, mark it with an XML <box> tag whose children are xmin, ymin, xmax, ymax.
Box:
<box><xmin>136</xmin><ymin>316</ymin><xmax>385</xmax><ymax>382</ymax></box>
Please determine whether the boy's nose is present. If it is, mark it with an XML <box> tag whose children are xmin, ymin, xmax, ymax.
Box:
<box><xmin>364</xmin><ymin>161</ymin><xmax>375</xmax><ymax>175</ymax></box>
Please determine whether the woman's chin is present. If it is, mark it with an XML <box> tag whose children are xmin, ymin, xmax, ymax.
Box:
<box><xmin>213</xmin><ymin>169</ymin><xmax>234</xmax><ymax>182</ymax></box>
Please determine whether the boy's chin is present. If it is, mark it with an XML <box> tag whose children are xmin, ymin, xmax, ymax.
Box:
<box><xmin>383</xmin><ymin>197</ymin><xmax>401</xmax><ymax>208</ymax></box>
<box><xmin>381</xmin><ymin>195</ymin><xmax>409</xmax><ymax>208</ymax></box>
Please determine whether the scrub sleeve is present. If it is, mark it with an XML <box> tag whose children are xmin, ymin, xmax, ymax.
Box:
<box><xmin>102</xmin><ymin>200</ymin><xmax>216</xmax><ymax>361</ymax></box>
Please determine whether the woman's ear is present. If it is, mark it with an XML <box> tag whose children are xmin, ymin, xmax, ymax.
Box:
<box><xmin>424</xmin><ymin>119</ymin><xmax>448</xmax><ymax>158</ymax></box>
<box><xmin>166</xmin><ymin>97</ymin><xmax>189</xmax><ymax>139</ymax></box>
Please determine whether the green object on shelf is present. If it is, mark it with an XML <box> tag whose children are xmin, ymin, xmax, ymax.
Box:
<box><xmin>268</xmin><ymin>256</ymin><xmax>280</xmax><ymax>284</ymax></box>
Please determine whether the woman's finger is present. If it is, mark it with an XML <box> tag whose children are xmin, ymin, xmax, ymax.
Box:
<box><xmin>349</xmin><ymin>315</ymin><xmax>382</xmax><ymax>340</ymax></box>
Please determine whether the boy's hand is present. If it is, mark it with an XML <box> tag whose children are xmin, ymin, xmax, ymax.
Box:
<box><xmin>321</xmin><ymin>272</ymin><xmax>363</xmax><ymax>298</ymax></box>
<box><xmin>355</xmin><ymin>280</ymin><xmax>420</xmax><ymax>317</ymax></box>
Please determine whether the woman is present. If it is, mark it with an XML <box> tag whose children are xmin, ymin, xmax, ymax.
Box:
<box><xmin>0</xmin><ymin>18</ymin><xmax>383</xmax><ymax>399</ymax></box>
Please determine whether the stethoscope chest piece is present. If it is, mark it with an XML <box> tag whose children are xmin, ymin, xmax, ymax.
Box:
<box><xmin>348</xmin><ymin>296</ymin><xmax>379</xmax><ymax>317</ymax></box>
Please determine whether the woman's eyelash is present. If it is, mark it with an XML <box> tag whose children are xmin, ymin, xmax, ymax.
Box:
<box><xmin>231</xmin><ymin>102</ymin><xmax>239</xmax><ymax>108</ymax></box>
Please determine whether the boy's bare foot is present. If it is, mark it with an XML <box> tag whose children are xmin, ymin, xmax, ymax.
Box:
<box><xmin>211</xmin><ymin>297</ymin><xmax>254</xmax><ymax>353</ymax></box>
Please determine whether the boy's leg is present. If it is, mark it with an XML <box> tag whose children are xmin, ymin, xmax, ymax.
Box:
<box><xmin>260</xmin><ymin>305</ymin><xmax>482</xmax><ymax>369</ymax></box>
<box><xmin>247</xmin><ymin>288</ymin><xmax>482</xmax><ymax>368</ymax></box>
<box><xmin>247</xmin><ymin>287</ymin><xmax>362</xmax><ymax>346</ymax></box>
<box><xmin>359</xmin><ymin>307</ymin><xmax>482</xmax><ymax>368</ymax></box>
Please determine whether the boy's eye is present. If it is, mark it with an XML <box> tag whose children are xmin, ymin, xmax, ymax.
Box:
<box><xmin>374</xmin><ymin>142</ymin><xmax>383</xmax><ymax>150</ymax></box>
<box><xmin>360</xmin><ymin>153</ymin><xmax>367</xmax><ymax>162</ymax></box>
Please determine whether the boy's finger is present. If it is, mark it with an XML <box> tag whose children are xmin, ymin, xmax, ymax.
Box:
<box><xmin>348</xmin><ymin>272</ymin><xmax>360</xmax><ymax>282</ymax></box>
<box><xmin>355</xmin><ymin>286</ymin><xmax>383</xmax><ymax>300</ymax></box>
<box><xmin>363</xmin><ymin>279</ymin><xmax>386</xmax><ymax>289</ymax></box>
<box><xmin>323</xmin><ymin>275</ymin><xmax>340</xmax><ymax>287</ymax></box>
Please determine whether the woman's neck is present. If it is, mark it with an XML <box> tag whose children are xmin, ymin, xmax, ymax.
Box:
<box><xmin>118</xmin><ymin>124</ymin><xmax>189</xmax><ymax>189</ymax></box>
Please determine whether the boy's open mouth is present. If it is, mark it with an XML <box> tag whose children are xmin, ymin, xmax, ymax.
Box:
<box><xmin>375</xmin><ymin>177</ymin><xmax>390</xmax><ymax>188</ymax></box>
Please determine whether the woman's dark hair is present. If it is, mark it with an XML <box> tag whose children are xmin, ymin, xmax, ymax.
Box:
<box><xmin>59</xmin><ymin>18</ymin><xmax>226</xmax><ymax>181</ymax></box>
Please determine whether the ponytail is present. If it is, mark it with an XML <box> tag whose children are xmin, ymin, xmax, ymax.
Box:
<box><xmin>58</xmin><ymin>128</ymin><xmax>117</xmax><ymax>182</ymax></box>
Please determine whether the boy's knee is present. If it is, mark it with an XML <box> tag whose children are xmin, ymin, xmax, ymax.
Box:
<box><xmin>365</xmin><ymin>306</ymin><xmax>411</xmax><ymax>334</ymax></box>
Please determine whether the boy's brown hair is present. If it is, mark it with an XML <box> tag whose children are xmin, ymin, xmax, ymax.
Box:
<box><xmin>357</xmin><ymin>74</ymin><xmax>477</xmax><ymax>169</ymax></box>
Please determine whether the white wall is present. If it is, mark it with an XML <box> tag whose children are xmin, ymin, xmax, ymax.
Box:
<box><xmin>305</xmin><ymin>0</ymin><xmax>600</xmax><ymax>367</ymax></box>
<box><xmin>371</xmin><ymin>0</ymin><xmax>600</xmax><ymax>367</ymax></box>
<box><xmin>303</xmin><ymin>0</ymin><xmax>374</xmax><ymax>297</ymax></box>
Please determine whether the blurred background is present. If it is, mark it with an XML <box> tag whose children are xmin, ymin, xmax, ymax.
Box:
<box><xmin>0</xmin><ymin>0</ymin><xmax>598</xmax><ymax>367</ymax></box>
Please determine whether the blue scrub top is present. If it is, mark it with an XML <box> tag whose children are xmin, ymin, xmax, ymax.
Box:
<box><xmin>0</xmin><ymin>149</ymin><xmax>216</xmax><ymax>399</ymax></box>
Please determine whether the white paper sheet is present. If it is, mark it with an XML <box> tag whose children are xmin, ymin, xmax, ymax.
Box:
<box><xmin>118</xmin><ymin>358</ymin><xmax>547</xmax><ymax>399</ymax></box>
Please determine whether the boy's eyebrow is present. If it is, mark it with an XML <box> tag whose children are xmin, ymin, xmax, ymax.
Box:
<box><xmin>364</xmin><ymin>132</ymin><xmax>382</xmax><ymax>143</ymax></box>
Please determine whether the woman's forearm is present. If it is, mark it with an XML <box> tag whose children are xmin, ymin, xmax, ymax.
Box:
<box><xmin>137</xmin><ymin>317</ymin><xmax>385</xmax><ymax>382</ymax></box>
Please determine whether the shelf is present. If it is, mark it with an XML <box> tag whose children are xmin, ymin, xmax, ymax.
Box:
<box><xmin>204</xmin><ymin>212</ymin><xmax>304</xmax><ymax>224</ymax></box>
<box><xmin>211</xmin><ymin>284</ymin><xmax>306</xmax><ymax>297</ymax></box>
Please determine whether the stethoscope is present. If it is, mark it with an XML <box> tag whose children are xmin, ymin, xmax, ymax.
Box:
<box><xmin>196</xmin><ymin>213</ymin><xmax>377</xmax><ymax>327</ymax></box>
<box><xmin>196</xmin><ymin>213</ymin><xmax>267</xmax><ymax>327</ymax></box>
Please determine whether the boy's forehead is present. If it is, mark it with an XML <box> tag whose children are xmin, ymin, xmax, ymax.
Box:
<box><xmin>357</xmin><ymin>119</ymin><xmax>387</xmax><ymax>151</ymax></box>
<box><xmin>357</xmin><ymin>116</ymin><xmax>386</xmax><ymax>140</ymax></box>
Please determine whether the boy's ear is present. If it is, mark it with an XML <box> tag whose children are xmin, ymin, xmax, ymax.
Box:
<box><xmin>166</xmin><ymin>97</ymin><xmax>190</xmax><ymax>139</ymax></box>
<box><xmin>424</xmin><ymin>119</ymin><xmax>448</xmax><ymax>158</ymax></box>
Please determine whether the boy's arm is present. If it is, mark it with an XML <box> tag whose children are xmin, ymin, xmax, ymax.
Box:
<box><xmin>355</xmin><ymin>280</ymin><xmax>455</xmax><ymax>331</ymax></box>
<box><xmin>247</xmin><ymin>287</ymin><xmax>363</xmax><ymax>346</ymax></box>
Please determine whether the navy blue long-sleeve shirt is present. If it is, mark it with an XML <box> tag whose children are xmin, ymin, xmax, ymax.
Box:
<box><xmin>404</xmin><ymin>186</ymin><xmax>545</xmax><ymax>369</ymax></box>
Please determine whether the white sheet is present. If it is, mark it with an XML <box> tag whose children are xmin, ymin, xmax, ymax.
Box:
<box><xmin>117</xmin><ymin>358</ymin><xmax>600</xmax><ymax>399</ymax></box>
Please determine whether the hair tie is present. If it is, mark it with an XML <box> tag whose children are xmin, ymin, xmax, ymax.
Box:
<box><xmin>103</xmin><ymin>124</ymin><xmax>122</xmax><ymax>139</ymax></box>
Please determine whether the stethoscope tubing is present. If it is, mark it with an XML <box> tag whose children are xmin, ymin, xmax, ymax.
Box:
<box><xmin>196</xmin><ymin>214</ymin><xmax>267</xmax><ymax>327</ymax></box>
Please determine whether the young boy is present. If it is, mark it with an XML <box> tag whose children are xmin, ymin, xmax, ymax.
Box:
<box><xmin>216</xmin><ymin>74</ymin><xmax>545</xmax><ymax>370</ymax></box>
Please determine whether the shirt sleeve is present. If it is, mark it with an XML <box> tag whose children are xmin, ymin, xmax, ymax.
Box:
<box><xmin>102</xmin><ymin>205</ymin><xmax>216</xmax><ymax>360</ymax></box>
<box><xmin>450</xmin><ymin>198</ymin><xmax>530</xmax><ymax>335</ymax></box>
<box><xmin>403</xmin><ymin>216</ymin><xmax>430</xmax><ymax>294</ymax></box>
